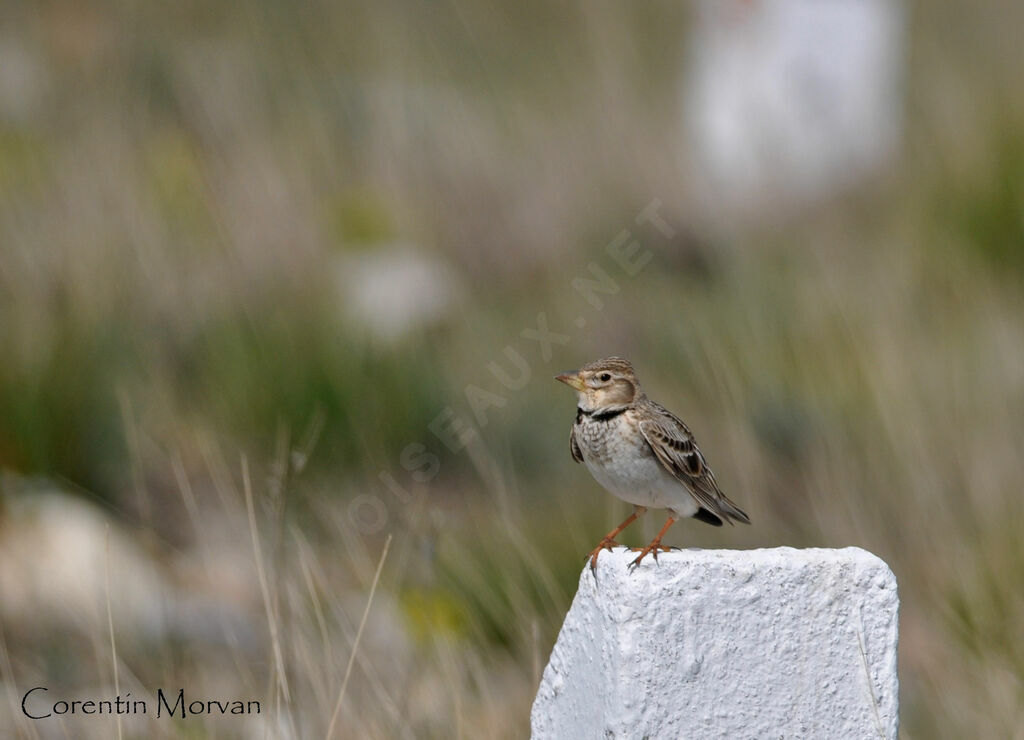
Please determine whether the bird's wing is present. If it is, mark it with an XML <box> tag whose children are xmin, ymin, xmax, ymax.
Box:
<box><xmin>569</xmin><ymin>424</ymin><xmax>584</xmax><ymax>464</ymax></box>
<box><xmin>638</xmin><ymin>402</ymin><xmax>750</xmax><ymax>525</ymax></box>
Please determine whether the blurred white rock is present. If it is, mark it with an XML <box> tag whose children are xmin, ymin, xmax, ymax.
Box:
<box><xmin>0</xmin><ymin>485</ymin><xmax>262</xmax><ymax>650</ymax></box>
<box><xmin>0</xmin><ymin>489</ymin><xmax>169</xmax><ymax>636</ymax></box>
<box><xmin>685</xmin><ymin>0</ymin><xmax>905</xmax><ymax>214</ymax></box>
<box><xmin>334</xmin><ymin>245</ymin><xmax>463</xmax><ymax>340</ymax></box>
<box><xmin>0</xmin><ymin>36</ymin><xmax>48</xmax><ymax>124</ymax></box>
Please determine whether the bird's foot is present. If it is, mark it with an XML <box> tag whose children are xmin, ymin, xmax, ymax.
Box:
<box><xmin>586</xmin><ymin>538</ymin><xmax>622</xmax><ymax>574</ymax></box>
<box><xmin>627</xmin><ymin>541</ymin><xmax>672</xmax><ymax>572</ymax></box>
<box><xmin>628</xmin><ymin>544</ymin><xmax>674</xmax><ymax>553</ymax></box>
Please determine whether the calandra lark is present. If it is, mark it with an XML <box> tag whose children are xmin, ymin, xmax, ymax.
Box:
<box><xmin>556</xmin><ymin>357</ymin><xmax>750</xmax><ymax>572</ymax></box>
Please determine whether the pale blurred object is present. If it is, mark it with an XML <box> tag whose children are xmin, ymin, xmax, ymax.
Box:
<box><xmin>0</xmin><ymin>484</ymin><xmax>261</xmax><ymax>649</ymax></box>
<box><xmin>685</xmin><ymin>0</ymin><xmax>905</xmax><ymax>215</ymax></box>
<box><xmin>334</xmin><ymin>245</ymin><xmax>463</xmax><ymax>340</ymax></box>
<box><xmin>0</xmin><ymin>36</ymin><xmax>48</xmax><ymax>124</ymax></box>
<box><xmin>0</xmin><ymin>489</ymin><xmax>169</xmax><ymax>635</ymax></box>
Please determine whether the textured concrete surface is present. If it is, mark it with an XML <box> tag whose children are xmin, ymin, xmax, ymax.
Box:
<box><xmin>531</xmin><ymin>547</ymin><xmax>898</xmax><ymax>739</ymax></box>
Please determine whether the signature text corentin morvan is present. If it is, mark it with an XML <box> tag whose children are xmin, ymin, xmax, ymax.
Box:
<box><xmin>21</xmin><ymin>687</ymin><xmax>261</xmax><ymax>719</ymax></box>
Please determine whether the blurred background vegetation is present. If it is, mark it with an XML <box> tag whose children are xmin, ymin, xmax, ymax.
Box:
<box><xmin>1</xmin><ymin>0</ymin><xmax>1023</xmax><ymax>737</ymax></box>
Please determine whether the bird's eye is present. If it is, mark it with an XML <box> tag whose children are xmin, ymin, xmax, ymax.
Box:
<box><xmin>599</xmin><ymin>373</ymin><xmax>612</xmax><ymax>382</ymax></box>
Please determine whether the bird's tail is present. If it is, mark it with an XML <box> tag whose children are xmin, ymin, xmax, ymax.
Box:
<box><xmin>719</xmin><ymin>494</ymin><xmax>751</xmax><ymax>525</ymax></box>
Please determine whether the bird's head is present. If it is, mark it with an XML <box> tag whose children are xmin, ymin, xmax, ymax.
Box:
<box><xmin>555</xmin><ymin>356</ymin><xmax>641</xmax><ymax>411</ymax></box>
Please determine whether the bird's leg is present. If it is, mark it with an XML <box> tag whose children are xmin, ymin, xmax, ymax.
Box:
<box><xmin>587</xmin><ymin>506</ymin><xmax>646</xmax><ymax>574</ymax></box>
<box><xmin>628</xmin><ymin>516</ymin><xmax>677</xmax><ymax>571</ymax></box>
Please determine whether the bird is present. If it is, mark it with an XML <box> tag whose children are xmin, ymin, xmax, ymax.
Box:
<box><xmin>555</xmin><ymin>357</ymin><xmax>750</xmax><ymax>573</ymax></box>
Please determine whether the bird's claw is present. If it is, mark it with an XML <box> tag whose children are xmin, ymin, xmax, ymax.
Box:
<box><xmin>627</xmin><ymin>541</ymin><xmax>674</xmax><ymax>572</ymax></box>
<box><xmin>586</xmin><ymin>538</ymin><xmax>622</xmax><ymax>575</ymax></box>
<box><xmin>628</xmin><ymin>544</ymin><xmax>674</xmax><ymax>553</ymax></box>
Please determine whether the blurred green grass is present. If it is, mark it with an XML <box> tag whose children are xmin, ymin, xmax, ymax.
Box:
<box><xmin>2</xmin><ymin>1</ymin><xmax>1024</xmax><ymax>737</ymax></box>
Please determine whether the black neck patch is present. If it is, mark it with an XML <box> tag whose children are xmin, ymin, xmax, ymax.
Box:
<box><xmin>577</xmin><ymin>406</ymin><xmax>628</xmax><ymax>423</ymax></box>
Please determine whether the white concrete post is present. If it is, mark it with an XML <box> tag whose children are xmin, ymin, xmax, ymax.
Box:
<box><xmin>531</xmin><ymin>547</ymin><xmax>898</xmax><ymax>739</ymax></box>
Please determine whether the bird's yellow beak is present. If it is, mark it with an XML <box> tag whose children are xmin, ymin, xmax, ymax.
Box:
<box><xmin>555</xmin><ymin>371</ymin><xmax>585</xmax><ymax>391</ymax></box>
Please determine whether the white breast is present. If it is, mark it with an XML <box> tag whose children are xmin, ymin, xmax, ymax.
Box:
<box><xmin>576</xmin><ymin>415</ymin><xmax>699</xmax><ymax>517</ymax></box>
